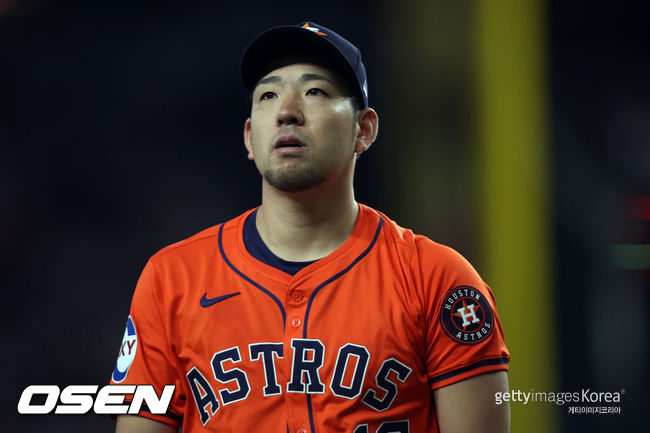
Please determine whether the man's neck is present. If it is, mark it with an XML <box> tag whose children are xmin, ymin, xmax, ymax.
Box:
<box><xmin>255</xmin><ymin>179</ymin><xmax>359</xmax><ymax>262</ymax></box>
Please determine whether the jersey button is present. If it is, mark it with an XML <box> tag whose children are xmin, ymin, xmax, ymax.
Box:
<box><xmin>297</xmin><ymin>429</ymin><xmax>308</xmax><ymax>433</ymax></box>
<box><xmin>291</xmin><ymin>317</ymin><xmax>302</xmax><ymax>328</ymax></box>
<box><xmin>291</xmin><ymin>291</ymin><xmax>305</xmax><ymax>303</ymax></box>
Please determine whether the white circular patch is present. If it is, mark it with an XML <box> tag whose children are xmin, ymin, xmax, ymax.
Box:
<box><xmin>112</xmin><ymin>315</ymin><xmax>137</xmax><ymax>383</ymax></box>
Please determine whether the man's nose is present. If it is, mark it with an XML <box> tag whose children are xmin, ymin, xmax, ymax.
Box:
<box><xmin>276</xmin><ymin>93</ymin><xmax>305</xmax><ymax>126</ymax></box>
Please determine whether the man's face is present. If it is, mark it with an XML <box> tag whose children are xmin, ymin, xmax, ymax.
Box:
<box><xmin>244</xmin><ymin>62</ymin><xmax>358</xmax><ymax>192</ymax></box>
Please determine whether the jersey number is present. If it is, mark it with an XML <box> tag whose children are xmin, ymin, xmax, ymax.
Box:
<box><xmin>354</xmin><ymin>420</ymin><xmax>409</xmax><ymax>433</ymax></box>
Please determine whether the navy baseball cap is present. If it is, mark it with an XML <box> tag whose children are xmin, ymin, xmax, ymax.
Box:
<box><xmin>241</xmin><ymin>21</ymin><xmax>369</xmax><ymax>108</ymax></box>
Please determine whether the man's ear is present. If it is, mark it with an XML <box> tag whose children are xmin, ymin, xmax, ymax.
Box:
<box><xmin>354</xmin><ymin>108</ymin><xmax>379</xmax><ymax>154</ymax></box>
<box><xmin>243</xmin><ymin>118</ymin><xmax>254</xmax><ymax>160</ymax></box>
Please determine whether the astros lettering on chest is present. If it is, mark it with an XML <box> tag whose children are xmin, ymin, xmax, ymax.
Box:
<box><xmin>176</xmin><ymin>262</ymin><xmax>427</xmax><ymax>428</ymax></box>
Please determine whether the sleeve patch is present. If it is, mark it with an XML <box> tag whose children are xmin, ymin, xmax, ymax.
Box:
<box><xmin>112</xmin><ymin>315</ymin><xmax>138</xmax><ymax>383</ymax></box>
<box><xmin>439</xmin><ymin>286</ymin><xmax>495</xmax><ymax>345</ymax></box>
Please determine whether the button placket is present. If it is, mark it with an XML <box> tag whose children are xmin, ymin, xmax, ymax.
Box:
<box><xmin>284</xmin><ymin>284</ymin><xmax>310</xmax><ymax>433</ymax></box>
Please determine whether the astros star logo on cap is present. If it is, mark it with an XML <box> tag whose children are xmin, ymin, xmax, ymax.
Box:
<box><xmin>301</xmin><ymin>22</ymin><xmax>327</xmax><ymax>36</ymax></box>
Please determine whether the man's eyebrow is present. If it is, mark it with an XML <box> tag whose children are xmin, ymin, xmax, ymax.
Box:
<box><xmin>299</xmin><ymin>73</ymin><xmax>335</xmax><ymax>84</ymax></box>
<box><xmin>257</xmin><ymin>75</ymin><xmax>282</xmax><ymax>86</ymax></box>
<box><xmin>256</xmin><ymin>72</ymin><xmax>335</xmax><ymax>87</ymax></box>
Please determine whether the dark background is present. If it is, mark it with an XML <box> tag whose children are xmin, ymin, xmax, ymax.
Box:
<box><xmin>2</xmin><ymin>0</ymin><xmax>647</xmax><ymax>431</ymax></box>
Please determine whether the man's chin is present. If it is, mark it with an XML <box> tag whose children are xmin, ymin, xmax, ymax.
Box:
<box><xmin>263</xmin><ymin>168</ymin><xmax>324</xmax><ymax>193</ymax></box>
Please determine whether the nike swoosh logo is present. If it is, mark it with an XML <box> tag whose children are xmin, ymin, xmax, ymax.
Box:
<box><xmin>200</xmin><ymin>292</ymin><xmax>241</xmax><ymax>308</ymax></box>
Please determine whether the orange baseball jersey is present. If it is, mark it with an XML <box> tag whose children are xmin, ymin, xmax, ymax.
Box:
<box><xmin>110</xmin><ymin>204</ymin><xmax>509</xmax><ymax>432</ymax></box>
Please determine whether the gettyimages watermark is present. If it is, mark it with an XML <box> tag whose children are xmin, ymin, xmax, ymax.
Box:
<box><xmin>495</xmin><ymin>388</ymin><xmax>625</xmax><ymax>415</ymax></box>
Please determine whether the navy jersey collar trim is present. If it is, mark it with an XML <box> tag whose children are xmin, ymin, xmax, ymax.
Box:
<box><xmin>243</xmin><ymin>209</ymin><xmax>316</xmax><ymax>276</ymax></box>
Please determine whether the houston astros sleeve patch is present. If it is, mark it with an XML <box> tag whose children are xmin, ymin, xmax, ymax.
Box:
<box><xmin>439</xmin><ymin>286</ymin><xmax>495</xmax><ymax>345</ymax></box>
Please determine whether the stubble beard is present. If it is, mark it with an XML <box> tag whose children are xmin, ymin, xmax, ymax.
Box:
<box><xmin>263</xmin><ymin>162</ymin><xmax>325</xmax><ymax>193</ymax></box>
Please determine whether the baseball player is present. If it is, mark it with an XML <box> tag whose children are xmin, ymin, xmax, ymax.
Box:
<box><xmin>112</xmin><ymin>21</ymin><xmax>510</xmax><ymax>433</ymax></box>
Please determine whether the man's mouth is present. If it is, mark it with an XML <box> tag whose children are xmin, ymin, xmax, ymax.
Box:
<box><xmin>274</xmin><ymin>136</ymin><xmax>306</xmax><ymax>152</ymax></box>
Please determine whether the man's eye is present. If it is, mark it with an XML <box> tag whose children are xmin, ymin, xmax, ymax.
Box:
<box><xmin>260</xmin><ymin>91</ymin><xmax>276</xmax><ymax>101</ymax></box>
<box><xmin>306</xmin><ymin>88</ymin><xmax>326</xmax><ymax>96</ymax></box>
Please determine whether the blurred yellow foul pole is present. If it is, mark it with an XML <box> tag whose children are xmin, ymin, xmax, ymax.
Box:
<box><xmin>475</xmin><ymin>0</ymin><xmax>558</xmax><ymax>431</ymax></box>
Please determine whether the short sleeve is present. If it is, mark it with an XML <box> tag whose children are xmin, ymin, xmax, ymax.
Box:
<box><xmin>414</xmin><ymin>237</ymin><xmax>510</xmax><ymax>391</ymax></box>
<box><xmin>109</xmin><ymin>260</ymin><xmax>185</xmax><ymax>426</ymax></box>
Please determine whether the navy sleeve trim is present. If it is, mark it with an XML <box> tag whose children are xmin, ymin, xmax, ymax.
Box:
<box><xmin>428</xmin><ymin>357</ymin><xmax>510</xmax><ymax>384</ymax></box>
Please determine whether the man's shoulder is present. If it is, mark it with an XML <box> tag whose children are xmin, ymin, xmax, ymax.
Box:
<box><xmin>368</xmin><ymin>205</ymin><xmax>437</xmax><ymax>250</ymax></box>
<box><xmin>363</xmin><ymin>205</ymin><xmax>416</xmax><ymax>247</ymax></box>
<box><xmin>149</xmin><ymin>208</ymin><xmax>256</xmax><ymax>262</ymax></box>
